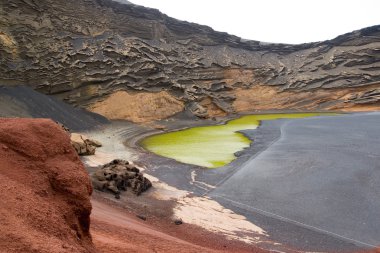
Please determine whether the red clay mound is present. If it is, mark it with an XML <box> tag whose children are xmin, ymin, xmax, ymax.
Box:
<box><xmin>0</xmin><ymin>118</ymin><xmax>96</xmax><ymax>253</ymax></box>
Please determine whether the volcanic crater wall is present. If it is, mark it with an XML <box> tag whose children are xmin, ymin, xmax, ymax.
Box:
<box><xmin>1</xmin><ymin>0</ymin><xmax>380</xmax><ymax>121</ymax></box>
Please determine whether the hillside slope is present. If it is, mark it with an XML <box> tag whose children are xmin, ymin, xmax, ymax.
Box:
<box><xmin>0</xmin><ymin>86</ymin><xmax>108</xmax><ymax>130</ymax></box>
<box><xmin>0</xmin><ymin>118</ymin><xmax>96</xmax><ymax>253</ymax></box>
<box><xmin>1</xmin><ymin>0</ymin><xmax>379</xmax><ymax>121</ymax></box>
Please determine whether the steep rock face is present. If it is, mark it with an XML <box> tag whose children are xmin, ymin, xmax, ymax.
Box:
<box><xmin>1</xmin><ymin>0</ymin><xmax>380</xmax><ymax>121</ymax></box>
<box><xmin>0</xmin><ymin>118</ymin><xmax>96</xmax><ymax>253</ymax></box>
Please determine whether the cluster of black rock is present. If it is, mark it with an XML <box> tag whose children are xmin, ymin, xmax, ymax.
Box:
<box><xmin>91</xmin><ymin>159</ymin><xmax>152</xmax><ymax>198</ymax></box>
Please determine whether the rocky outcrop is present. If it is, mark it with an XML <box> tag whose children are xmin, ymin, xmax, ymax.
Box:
<box><xmin>0</xmin><ymin>118</ymin><xmax>96</xmax><ymax>253</ymax></box>
<box><xmin>1</xmin><ymin>0</ymin><xmax>379</xmax><ymax>120</ymax></box>
<box><xmin>70</xmin><ymin>133</ymin><xmax>102</xmax><ymax>156</ymax></box>
<box><xmin>91</xmin><ymin>159</ymin><xmax>152</xmax><ymax>197</ymax></box>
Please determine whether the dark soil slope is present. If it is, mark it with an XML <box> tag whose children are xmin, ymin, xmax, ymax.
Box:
<box><xmin>0</xmin><ymin>86</ymin><xmax>108</xmax><ymax>131</ymax></box>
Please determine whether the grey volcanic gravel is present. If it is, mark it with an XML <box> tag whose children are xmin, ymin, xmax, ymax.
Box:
<box><xmin>208</xmin><ymin>112</ymin><xmax>380</xmax><ymax>251</ymax></box>
<box><xmin>0</xmin><ymin>86</ymin><xmax>108</xmax><ymax>131</ymax></box>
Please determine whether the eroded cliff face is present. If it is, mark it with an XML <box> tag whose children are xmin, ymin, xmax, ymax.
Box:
<box><xmin>0</xmin><ymin>119</ymin><xmax>95</xmax><ymax>253</ymax></box>
<box><xmin>1</xmin><ymin>0</ymin><xmax>380</xmax><ymax>122</ymax></box>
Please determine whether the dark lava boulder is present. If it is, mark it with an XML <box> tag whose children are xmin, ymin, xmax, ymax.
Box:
<box><xmin>91</xmin><ymin>159</ymin><xmax>152</xmax><ymax>197</ymax></box>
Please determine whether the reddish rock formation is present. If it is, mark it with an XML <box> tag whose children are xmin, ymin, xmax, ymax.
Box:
<box><xmin>0</xmin><ymin>118</ymin><xmax>96</xmax><ymax>253</ymax></box>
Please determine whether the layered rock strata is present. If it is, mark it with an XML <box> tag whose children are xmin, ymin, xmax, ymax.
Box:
<box><xmin>1</xmin><ymin>0</ymin><xmax>379</xmax><ymax>121</ymax></box>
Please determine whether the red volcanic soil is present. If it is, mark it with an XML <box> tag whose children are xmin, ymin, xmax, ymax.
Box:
<box><xmin>90</xmin><ymin>197</ymin><xmax>266</xmax><ymax>253</ymax></box>
<box><xmin>91</xmin><ymin>199</ymin><xmax>219</xmax><ymax>253</ymax></box>
<box><xmin>0</xmin><ymin>118</ymin><xmax>95</xmax><ymax>253</ymax></box>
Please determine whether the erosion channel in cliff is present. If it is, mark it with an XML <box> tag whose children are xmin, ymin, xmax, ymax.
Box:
<box><xmin>140</xmin><ymin>113</ymin><xmax>336</xmax><ymax>168</ymax></box>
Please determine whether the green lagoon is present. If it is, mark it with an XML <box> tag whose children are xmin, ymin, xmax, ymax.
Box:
<box><xmin>141</xmin><ymin>113</ymin><xmax>328</xmax><ymax>168</ymax></box>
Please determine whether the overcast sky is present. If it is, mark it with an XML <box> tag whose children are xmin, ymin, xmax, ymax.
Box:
<box><xmin>129</xmin><ymin>0</ymin><xmax>380</xmax><ymax>44</ymax></box>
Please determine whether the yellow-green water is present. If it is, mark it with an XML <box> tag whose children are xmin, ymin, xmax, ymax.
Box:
<box><xmin>141</xmin><ymin>113</ymin><xmax>329</xmax><ymax>168</ymax></box>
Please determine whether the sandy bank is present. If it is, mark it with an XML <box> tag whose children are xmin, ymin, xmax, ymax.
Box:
<box><xmin>90</xmin><ymin>193</ymin><xmax>267</xmax><ymax>253</ymax></box>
